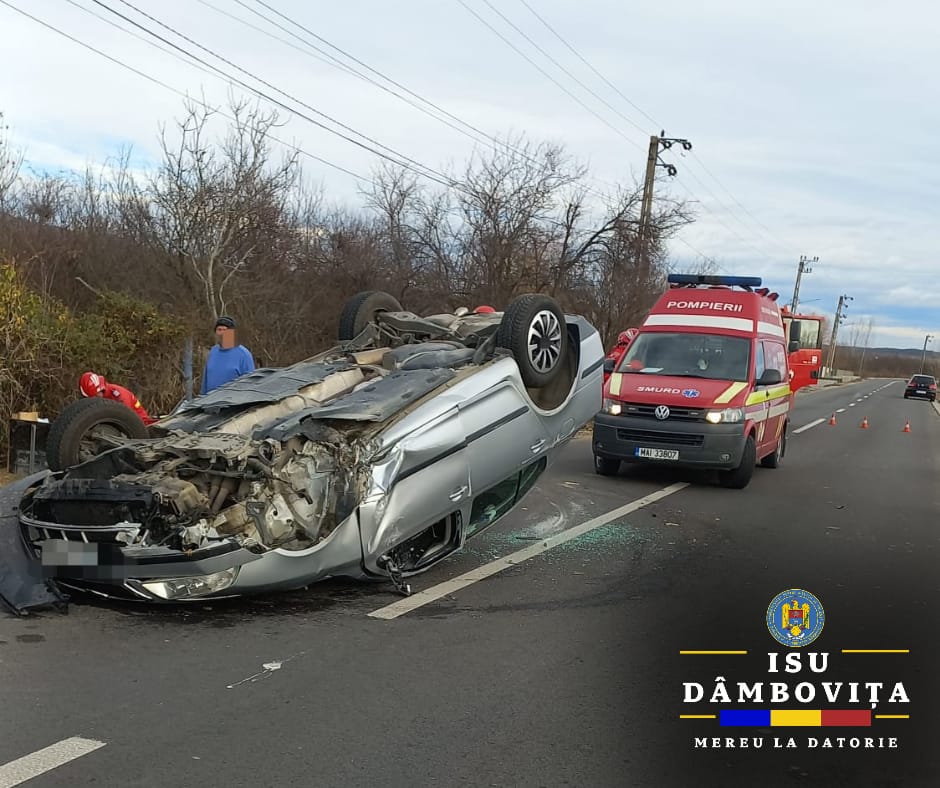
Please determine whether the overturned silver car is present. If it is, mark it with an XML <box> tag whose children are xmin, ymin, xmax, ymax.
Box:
<box><xmin>0</xmin><ymin>291</ymin><xmax>604</xmax><ymax>613</ymax></box>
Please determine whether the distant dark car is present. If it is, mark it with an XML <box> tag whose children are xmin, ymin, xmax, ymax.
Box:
<box><xmin>903</xmin><ymin>374</ymin><xmax>937</xmax><ymax>401</ymax></box>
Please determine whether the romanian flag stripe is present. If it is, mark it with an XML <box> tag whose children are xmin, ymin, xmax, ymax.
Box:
<box><xmin>719</xmin><ymin>709</ymin><xmax>872</xmax><ymax>727</ymax></box>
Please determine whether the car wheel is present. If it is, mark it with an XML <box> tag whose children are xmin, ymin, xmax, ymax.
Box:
<box><xmin>718</xmin><ymin>434</ymin><xmax>757</xmax><ymax>489</ymax></box>
<box><xmin>496</xmin><ymin>294</ymin><xmax>569</xmax><ymax>388</ymax></box>
<box><xmin>338</xmin><ymin>290</ymin><xmax>402</xmax><ymax>341</ymax></box>
<box><xmin>594</xmin><ymin>455</ymin><xmax>620</xmax><ymax>476</ymax></box>
<box><xmin>46</xmin><ymin>398</ymin><xmax>150</xmax><ymax>472</ymax></box>
<box><xmin>760</xmin><ymin>425</ymin><xmax>786</xmax><ymax>469</ymax></box>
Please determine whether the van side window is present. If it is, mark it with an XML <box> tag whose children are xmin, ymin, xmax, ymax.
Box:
<box><xmin>764</xmin><ymin>341</ymin><xmax>787</xmax><ymax>380</ymax></box>
<box><xmin>754</xmin><ymin>342</ymin><xmax>765</xmax><ymax>381</ymax></box>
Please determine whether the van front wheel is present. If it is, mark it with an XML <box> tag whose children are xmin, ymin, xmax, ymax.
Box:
<box><xmin>718</xmin><ymin>435</ymin><xmax>756</xmax><ymax>489</ymax></box>
<box><xmin>760</xmin><ymin>425</ymin><xmax>786</xmax><ymax>469</ymax></box>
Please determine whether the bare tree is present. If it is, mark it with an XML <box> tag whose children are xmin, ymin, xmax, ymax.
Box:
<box><xmin>142</xmin><ymin>95</ymin><xmax>301</xmax><ymax>318</ymax></box>
<box><xmin>0</xmin><ymin>112</ymin><xmax>23</xmax><ymax>211</ymax></box>
<box><xmin>364</xmin><ymin>164</ymin><xmax>437</xmax><ymax>304</ymax></box>
<box><xmin>451</xmin><ymin>136</ymin><xmax>585</xmax><ymax>304</ymax></box>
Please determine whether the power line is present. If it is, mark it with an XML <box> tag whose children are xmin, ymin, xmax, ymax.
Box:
<box><xmin>3</xmin><ymin>0</ymin><xmax>768</xmax><ymax>273</ymax></box>
<box><xmin>477</xmin><ymin>0</ymin><xmax>650</xmax><ymax>138</ymax></box>
<box><xmin>463</xmin><ymin>0</ymin><xmax>760</xmax><ymax>266</ymax></box>
<box><xmin>241</xmin><ymin>1</ymin><xmax>527</xmax><ymax>157</ymax></box>
<box><xmin>0</xmin><ymin>0</ymin><xmax>366</xmax><ymax>181</ymax></box>
<box><xmin>93</xmin><ymin>0</ymin><xmax>457</xmax><ymax>188</ymax></box>
<box><xmin>672</xmin><ymin>235</ymin><xmax>731</xmax><ymax>275</ymax></box>
<box><xmin>454</xmin><ymin>0</ymin><xmax>646</xmax><ymax>154</ymax></box>
<box><xmin>667</xmin><ymin>161</ymin><xmax>778</xmax><ymax>263</ymax></box>
<box><xmin>195</xmin><ymin>0</ymin><xmax>362</xmax><ymax>79</ymax></box>
<box><xmin>687</xmin><ymin>150</ymin><xmax>793</xmax><ymax>252</ymax></box>
<box><xmin>66</xmin><ymin>0</ymin><xmax>258</xmax><ymax>96</ymax></box>
<box><xmin>512</xmin><ymin>0</ymin><xmax>793</xmax><ymax>260</ymax></box>
<box><xmin>215</xmin><ymin>1</ymin><xmax>505</xmax><ymax>154</ymax></box>
<box><xmin>215</xmin><ymin>0</ymin><xmax>620</xmax><ymax>197</ymax></box>
<box><xmin>516</xmin><ymin>0</ymin><xmax>659</xmax><ymax>129</ymax></box>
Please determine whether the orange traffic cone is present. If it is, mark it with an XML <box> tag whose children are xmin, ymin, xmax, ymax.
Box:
<box><xmin>860</xmin><ymin>417</ymin><xmax>869</xmax><ymax>429</ymax></box>
<box><xmin>829</xmin><ymin>413</ymin><xmax>837</xmax><ymax>425</ymax></box>
<box><xmin>903</xmin><ymin>420</ymin><xmax>911</xmax><ymax>433</ymax></box>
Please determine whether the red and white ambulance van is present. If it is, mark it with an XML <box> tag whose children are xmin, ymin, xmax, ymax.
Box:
<box><xmin>592</xmin><ymin>274</ymin><xmax>823</xmax><ymax>489</ymax></box>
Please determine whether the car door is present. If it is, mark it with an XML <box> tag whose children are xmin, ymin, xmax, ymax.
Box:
<box><xmin>458</xmin><ymin>378</ymin><xmax>548</xmax><ymax>497</ymax></box>
<box><xmin>760</xmin><ymin>340</ymin><xmax>790</xmax><ymax>451</ymax></box>
<box><xmin>362</xmin><ymin>406</ymin><xmax>472</xmax><ymax>561</ymax></box>
<box><xmin>748</xmin><ymin>341</ymin><xmax>771</xmax><ymax>451</ymax></box>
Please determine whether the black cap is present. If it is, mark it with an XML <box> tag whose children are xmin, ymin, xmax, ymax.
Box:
<box><xmin>215</xmin><ymin>315</ymin><xmax>236</xmax><ymax>329</ymax></box>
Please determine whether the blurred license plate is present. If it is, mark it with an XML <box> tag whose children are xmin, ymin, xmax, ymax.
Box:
<box><xmin>636</xmin><ymin>447</ymin><xmax>679</xmax><ymax>460</ymax></box>
<box><xmin>40</xmin><ymin>539</ymin><xmax>99</xmax><ymax>566</ymax></box>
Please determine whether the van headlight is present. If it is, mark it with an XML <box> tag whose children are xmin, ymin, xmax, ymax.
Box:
<box><xmin>603</xmin><ymin>398</ymin><xmax>622</xmax><ymax>415</ymax></box>
<box><xmin>705</xmin><ymin>408</ymin><xmax>744</xmax><ymax>424</ymax></box>
<box><xmin>141</xmin><ymin>567</ymin><xmax>239</xmax><ymax>600</ymax></box>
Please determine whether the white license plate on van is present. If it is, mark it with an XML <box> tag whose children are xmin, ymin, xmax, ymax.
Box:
<box><xmin>636</xmin><ymin>447</ymin><xmax>679</xmax><ymax>460</ymax></box>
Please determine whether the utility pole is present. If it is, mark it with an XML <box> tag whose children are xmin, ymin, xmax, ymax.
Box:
<box><xmin>637</xmin><ymin>131</ymin><xmax>691</xmax><ymax>283</ymax></box>
<box><xmin>921</xmin><ymin>334</ymin><xmax>933</xmax><ymax>373</ymax></box>
<box><xmin>790</xmin><ymin>255</ymin><xmax>817</xmax><ymax>312</ymax></box>
<box><xmin>825</xmin><ymin>294</ymin><xmax>853</xmax><ymax>374</ymax></box>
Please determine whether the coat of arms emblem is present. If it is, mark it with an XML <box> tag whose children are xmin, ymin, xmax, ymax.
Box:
<box><xmin>766</xmin><ymin>588</ymin><xmax>825</xmax><ymax>647</ymax></box>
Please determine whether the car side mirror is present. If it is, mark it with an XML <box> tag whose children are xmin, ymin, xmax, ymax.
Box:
<box><xmin>757</xmin><ymin>368</ymin><xmax>782</xmax><ymax>386</ymax></box>
<box><xmin>788</xmin><ymin>340</ymin><xmax>799</xmax><ymax>353</ymax></box>
<box><xmin>789</xmin><ymin>320</ymin><xmax>802</xmax><ymax>344</ymax></box>
<box><xmin>603</xmin><ymin>358</ymin><xmax>616</xmax><ymax>374</ymax></box>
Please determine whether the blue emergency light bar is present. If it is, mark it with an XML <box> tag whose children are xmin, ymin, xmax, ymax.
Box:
<box><xmin>667</xmin><ymin>274</ymin><xmax>763</xmax><ymax>288</ymax></box>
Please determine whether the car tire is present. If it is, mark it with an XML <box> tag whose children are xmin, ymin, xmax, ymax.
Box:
<box><xmin>718</xmin><ymin>434</ymin><xmax>757</xmax><ymax>489</ymax></box>
<box><xmin>46</xmin><ymin>398</ymin><xmax>150</xmax><ymax>472</ymax></box>
<box><xmin>594</xmin><ymin>455</ymin><xmax>620</xmax><ymax>476</ymax></box>
<box><xmin>760</xmin><ymin>425</ymin><xmax>786</xmax><ymax>469</ymax></box>
<box><xmin>496</xmin><ymin>294</ymin><xmax>569</xmax><ymax>388</ymax></box>
<box><xmin>338</xmin><ymin>290</ymin><xmax>402</xmax><ymax>341</ymax></box>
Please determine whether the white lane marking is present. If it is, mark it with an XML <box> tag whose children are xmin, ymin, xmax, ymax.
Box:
<box><xmin>793</xmin><ymin>418</ymin><xmax>826</xmax><ymax>434</ymax></box>
<box><xmin>0</xmin><ymin>737</ymin><xmax>105</xmax><ymax>788</ymax></box>
<box><xmin>367</xmin><ymin>482</ymin><xmax>689</xmax><ymax>620</ymax></box>
<box><xmin>837</xmin><ymin>408</ymin><xmax>846</xmax><ymax>413</ymax></box>
<box><xmin>849</xmin><ymin>403</ymin><xmax>856</xmax><ymax>407</ymax></box>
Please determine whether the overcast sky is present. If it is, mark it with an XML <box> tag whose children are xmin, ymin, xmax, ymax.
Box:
<box><xmin>1</xmin><ymin>0</ymin><xmax>937</xmax><ymax>349</ymax></box>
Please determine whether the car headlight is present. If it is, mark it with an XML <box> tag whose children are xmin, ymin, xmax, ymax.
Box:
<box><xmin>602</xmin><ymin>398</ymin><xmax>622</xmax><ymax>416</ymax></box>
<box><xmin>141</xmin><ymin>567</ymin><xmax>239</xmax><ymax>600</ymax></box>
<box><xmin>705</xmin><ymin>408</ymin><xmax>745</xmax><ymax>424</ymax></box>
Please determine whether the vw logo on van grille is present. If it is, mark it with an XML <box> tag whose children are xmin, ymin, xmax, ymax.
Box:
<box><xmin>654</xmin><ymin>405</ymin><xmax>670</xmax><ymax>420</ymax></box>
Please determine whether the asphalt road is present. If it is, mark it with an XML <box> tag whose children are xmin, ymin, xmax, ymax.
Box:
<box><xmin>1</xmin><ymin>378</ymin><xmax>938</xmax><ymax>787</ymax></box>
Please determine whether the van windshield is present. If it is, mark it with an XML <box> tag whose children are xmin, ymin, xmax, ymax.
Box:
<box><xmin>616</xmin><ymin>332</ymin><xmax>751</xmax><ymax>382</ymax></box>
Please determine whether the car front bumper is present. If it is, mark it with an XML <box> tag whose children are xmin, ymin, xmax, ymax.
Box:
<box><xmin>2</xmin><ymin>476</ymin><xmax>367</xmax><ymax>610</ymax></box>
<box><xmin>592</xmin><ymin>412</ymin><xmax>747</xmax><ymax>470</ymax></box>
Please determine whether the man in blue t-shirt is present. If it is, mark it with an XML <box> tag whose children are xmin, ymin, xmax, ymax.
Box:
<box><xmin>200</xmin><ymin>315</ymin><xmax>255</xmax><ymax>395</ymax></box>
